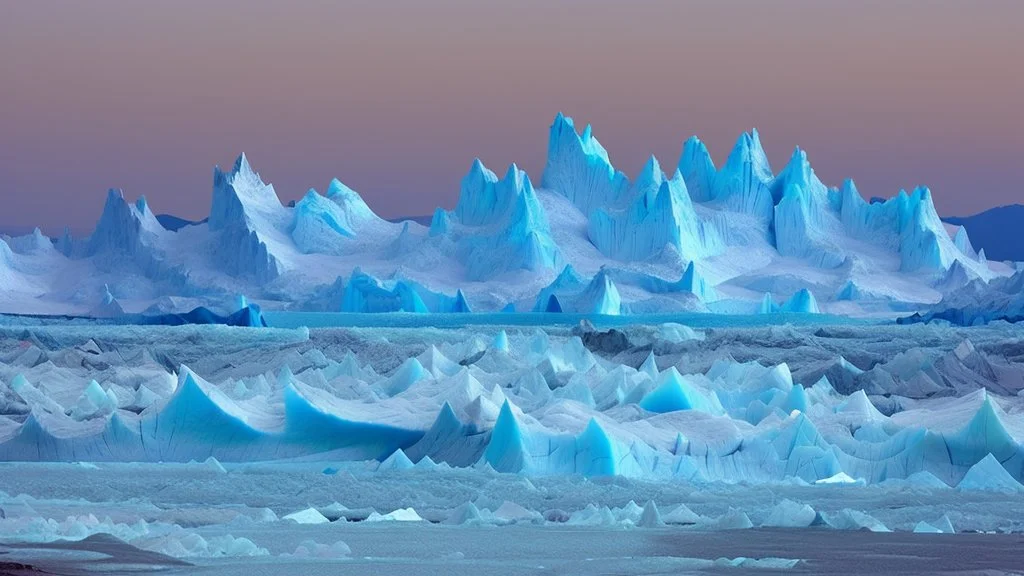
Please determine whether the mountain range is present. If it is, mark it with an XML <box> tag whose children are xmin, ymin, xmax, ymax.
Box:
<box><xmin>0</xmin><ymin>113</ymin><xmax>1016</xmax><ymax>318</ymax></box>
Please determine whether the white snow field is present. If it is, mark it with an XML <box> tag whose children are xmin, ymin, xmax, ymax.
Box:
<box><xmin>0</xmin><ymin>113</ymin><xmax>1015</xmax><ymax>319</ymax></box>
<box><xmin>1</xmin><ymin>319</ymin><xmax>1024</xmax><ymax>574</ymax></box>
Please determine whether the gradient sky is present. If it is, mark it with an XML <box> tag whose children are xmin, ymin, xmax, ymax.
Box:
<box><xmin>2</xmin><ymin>0</ymin><xmax>1022</xmax><ymax>236</ymax></box>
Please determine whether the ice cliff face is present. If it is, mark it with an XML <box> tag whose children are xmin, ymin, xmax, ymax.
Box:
<box><xmin>542</xmin><ymin>113</ymin><xmax>629</xmax><ymax>216</ymax></box>
<box><xmin>539</xmin><ymin>113</ymin><xmax>974</xmax><ymax>279</ymax></box>
<box><xmin>447</xmin><ymin>159</ymin><xmax>562</xmax><ymax>280</ymax></box>
<box><xmin>455</xmin><ymin>160</ymin><xmax>526</xmax><ymax>227</ymax></box>
<box><xmin>677</xmin><ymin>136</ymin><xmax>716</xmax><ymax>203</ymax></box>
<box><xmin>588</xmin><ymin>161</ymin><xmax>720</xmax><ymax>262</ymax></box>
<box><xmin>88</xmin><ymin>190</ymin><xmax>164</xmax><ymax>257</ymax></box>
<box><xmin>209</xmin><ymin>154</ymin><xmax>285</xmax><ymax>281</ymax></box>
<box><xmin>772</xmin><ymin>148</ymin><xmax>845</xmax><ymax>268</ymax></box>
<box><xmin>710</xmin><ymin>130</ymin><xmax>775</xmax><ymax>223</ymax></box>
<box><xmin>838</xmin><ymin>183</ymin><xmax>961</xmax><ymax>272</ymax></box>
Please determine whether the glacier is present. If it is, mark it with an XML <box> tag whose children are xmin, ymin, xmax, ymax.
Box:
<box><xmin>0</xmin><ymin>112</ymin><xmax>1008</xmax><ymax>319</ymax></box>
<box><xmin>1</xmin><ymin>111</ymin><xmax>1023</xmax><ymax>574</ymax></box>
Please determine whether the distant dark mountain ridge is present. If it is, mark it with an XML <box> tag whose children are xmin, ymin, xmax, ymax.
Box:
<box><xmin>154</xmin><ymin>212</ymin><xmax>432</xmax><ymax>232</ymax></box>
<box><xmin>386</xmin><ymin>215</ymin><xmax>433</xmax><ymax>226</ymax></box>
<box><xmin>155</xmin><ymin>214</ymin><xmax>206</xmax><ymax>232</ymax></box>
<box><xmin>943</xmin><ymin>204</ymin><xmax>1024</xmax><ymax>263</ymax></box>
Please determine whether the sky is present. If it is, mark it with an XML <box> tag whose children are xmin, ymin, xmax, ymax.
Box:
<box><xmin>1</xmin><ymin>0</ymin><xmax>1022</xmax><ymax>236</ymax></box>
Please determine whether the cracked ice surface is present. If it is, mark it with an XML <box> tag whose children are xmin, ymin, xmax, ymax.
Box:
<box><xmin>0</xmin><ymin>319</ymin><xmax>1023</xmax><ymax>573</ymax></box>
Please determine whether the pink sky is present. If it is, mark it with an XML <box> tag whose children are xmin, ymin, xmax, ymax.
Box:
<box><xmin>1</xmin><ymin>0</ymin><xmax>1022</xmax><ymax>234</ymax></box>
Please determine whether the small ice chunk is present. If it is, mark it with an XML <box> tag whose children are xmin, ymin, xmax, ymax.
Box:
<box><xmin>762</xmin><ymin>499</ymin><xmax>816</xmax><ymax>528</ymax></box>
<box><xmin>711</xmin><ymin>508</ymin><xmax>753</xmax><ymax>530</ymax></box>
<box><xmin>638</xmin><ymin>500</ymin><xmax>664</xmax><ymax>528</ymax></box>
<box><xmin>663</xmin><ymin>503</ymin><xmax>701</xmax><ymax>525</ymax></box>
<box><xmin>957</xmin><ymin>454</ymin><xmax>1024</xmax><ymax>493</ymax></box>
<box><xmin>288</xmin><ymin>539</ymin><xmax>351</xmax><ymax>559</ymax></box>
<box><xmin>365</xmin><ymin>507</ymin><xmax>424</xmax><ymax>522</ymax></box>
<box><xmin>913</xmin><ymin>521</ymin><xmax>943</xmax><ymax>534</ymax></box>
<box><xmin>815</xmin><ymin>472</ymin><xmax>865</xmax><ymax>486</ymax></box>
<box><xmin>492</xmin><ymin>501</ymin><xmax>542</xmax><ymax>524</ymax></box>
<box><xmin>283</xmin><ymin>507</ymin><xmax>331</xmax><ymax>524</ymax></box>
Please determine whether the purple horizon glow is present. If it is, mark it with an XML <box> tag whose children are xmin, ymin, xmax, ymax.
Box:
<box><xmin>2</xmin><ymin>0</ymin><xmax>1022</xmax><ymax>236</ymax></box>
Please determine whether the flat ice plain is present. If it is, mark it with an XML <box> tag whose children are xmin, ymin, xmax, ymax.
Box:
<box><xmin>1</xmin><ymin>316</ymin><xmax>1024</xmax><ymax>574</ymax></box>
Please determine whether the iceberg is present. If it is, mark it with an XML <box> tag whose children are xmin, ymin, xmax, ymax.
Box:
<box><xmin>780</xmin><ymin>288</ymin><xmax>820</xmax><ymax>314</ymax></box>
<box><xmin>838</xmin><ymin>182</ymin><xmax>966</xmax><ymax>273</ymax></box>
<box><xmin>428</xmin><ymin>207</ymin><xmax>450</xmax><ymax>237</ymax></box>
<box><xmin>575</xmin><ymin>269</ymin><xmax>622</xmax><ymax>315</ymax></box>
<box><xmin>70</xmin><ymin>380</ymin><xmax>119</xmax><ymax>421</ymax></box>
<box><xmin>952</xmin><ymin>225</ymin><xmax>976</xmax><ymax>258</ymax></box>
<box><xmin>761</xmin><ymin>499</ymin><xmax>816</xmax><ymax>528</ymax></box>
<box><xmin>8</xmin><ymin>227</ymin><xmax>55</xmax><ymax>255</ymax></box>
<box><xmin>902</xmin><ymin>269</ymin><xmax>1024</xmax><ymax>326</ymax></box>
<box><xmin>339</xmin><ymin>268</ymin><xmax>470</xmax><ymax>313</ymax></box>
<box><xmin>956</xmin><ymin>453</ymin><xmax>1024</xmax><ymax>493</ymax></box>
<box><xmin>455</xmin><ymin>159</ymin><xmax>525</xmax><ymax>227</ymax></box>
<box><xmin>639</xmin><ymin>368</ymin><xmax>718</xmax><ymax>414</ymax></box>
<box><xmin>90</xmin><ymin>284</ymin><xmax>125</xmax><ymax>318</ymax></box>
<box><xmin>283</xmin><ymin>507</ymin><xmax>331</xmax><ymax>525</ymax></box>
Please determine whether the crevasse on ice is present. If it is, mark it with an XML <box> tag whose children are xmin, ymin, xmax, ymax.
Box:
<box><xmin>677</xmin><ymin>136</ymin><xmax>716</xmax><ymax>203</ymax></box>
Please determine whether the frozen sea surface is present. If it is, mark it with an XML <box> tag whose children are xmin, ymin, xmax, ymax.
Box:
<box><xmin>262</xmin><ymin>311</ymin><xmax>869</xmax><ymax>329</ymax></box>
<box><xmin>3</xmin><ymin>526</ymin><xmax>1023</xmax><ymax>575</ymax></box>
<box><xmin>1</xmin><ymin>319</ymin><xmax>1023</xmax><ymax>573</ymax></box>
<box><xmin>1</xmin><ymin>461</ymin><xmax>1024</xmax><ymax>575</ymax></box>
